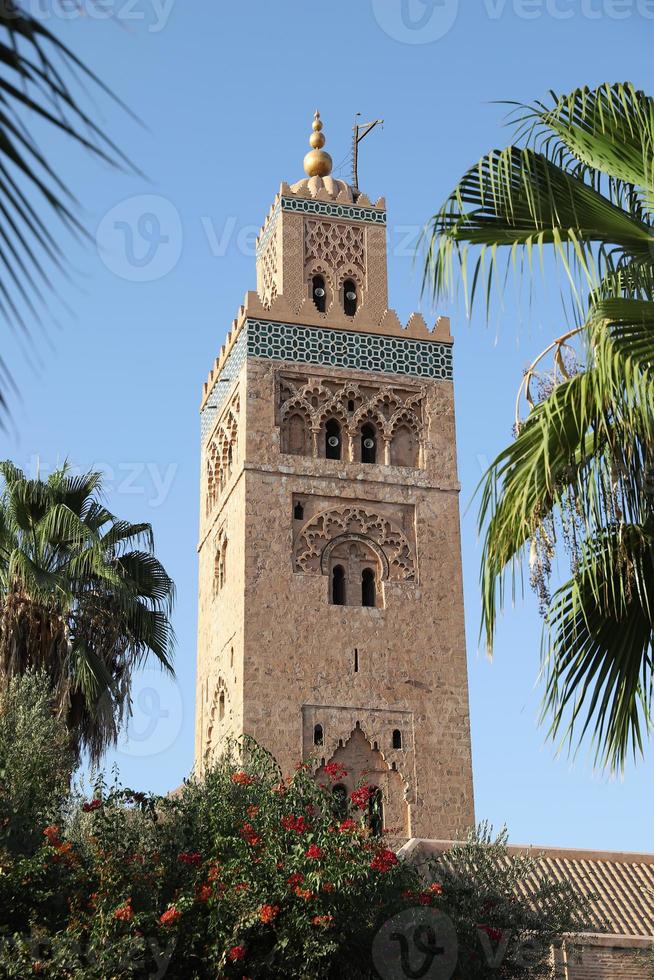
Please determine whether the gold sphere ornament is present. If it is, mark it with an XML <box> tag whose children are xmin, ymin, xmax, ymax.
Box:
<box><xmin>304</xmin><ymin>110</ymin><xmax>332</xmax><ymax>177</ymax></box>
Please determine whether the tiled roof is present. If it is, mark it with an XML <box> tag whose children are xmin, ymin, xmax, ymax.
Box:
<box><xmin>400</xmin><ymin>840</ymin><xmax>654</xmax><ymax>939</ymax></box>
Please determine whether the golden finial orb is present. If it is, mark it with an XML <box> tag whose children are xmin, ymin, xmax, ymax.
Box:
<box><xmin>303</xmin><ymin>110</ymin><xmax>333</xmax><ymax>178</ymax></box>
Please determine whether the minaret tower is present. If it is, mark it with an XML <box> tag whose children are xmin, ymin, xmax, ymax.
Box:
<box><xmin>195</xmin><ymin>113</ymin><xmax>474</xmax><ymax>839</ymax></box>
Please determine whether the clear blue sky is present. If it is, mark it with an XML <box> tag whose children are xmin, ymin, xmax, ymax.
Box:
<box><xmin>7</xmin><ymin>1</ymin><xmax>653</xmax><ymax>852</ymax></box>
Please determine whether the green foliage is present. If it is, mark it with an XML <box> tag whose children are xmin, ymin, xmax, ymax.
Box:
<box><xmin>0</xmin><ymin>461</ymin><xmax>175</xmax><ymax>765</ymax></box>
<box><xmin>425</xmin><ymin>824</ymin><xmax>593</xmax><ymax>979</ymax></box>
<box><xmin>0</xmin><ymin>736</ymin><xmax>590</xmax><ymax>979</ymax></box>
<box><xmin>0</xmin><ymin>0</ymin><xmax>135</xmax><ymax>412</ymax></box>
<box><xmin>423</xmin><ymin>82</ymin><xmax>654</xmax><ymax>771</ymax></box>
<box><xmin>0</xmin><ymin>671</ymin><xmax>72</xmax><ymax>855</ymax></box>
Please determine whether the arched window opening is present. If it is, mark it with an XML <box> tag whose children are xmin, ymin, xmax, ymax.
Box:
<box><xmin>218</xmin><ymin>691</ymin><xmax>225</xmax><ymax>722</ymax></box>
<box><xmin>312</xmin><ymin>274</ymin><xmax>326</xmax><ymax>313</ymax></box>
<box><xmin>314</xmin><ymin>724</ymin><xmax>324</xmax><ymax>746</ymax></box>
<box><xmin>347</xmin><ymin>399</ymin><xmax>355</xmax><ymax>413</ymax></box>
<box><xmin>392</xmin><ymin>729</ymin><xmax>402</xmax><ymax>750</ymax></box>
<box><xmin>361</xmin><ymin>423</ymin><xmax>377</xmax><ymax>464</ymax></box>
<box><xmin>294</xmin><ymin>502</ymin><xmax>305</xmax><ymax>521</ymax></box>
<box><xmin>367</xmin><ymin>787</ymin><xmax>384</xmax><ymax>837</ymax></box>
<box><xmin>332</xmin><ymin>784</ymin><xmax>348</xmax><ymax>822</ymax></box>
<box><xmin>325</xmin><ymin>419</ymin><xmax>342</xmax><ymax>460</ymax></box>
<box><xmin>332</xmin><ymin>565</ymin><xmax>346</xmax><ymax>606</ymax></box>
<box><xmin>343</xmin><ymin>279</ymin><xmax>357</xmax><ymax>317</ymax></box>
<box><xmin>362</xmin><ymin>568</ymin><xmax>376</xmax><ymax>608</ymax></box>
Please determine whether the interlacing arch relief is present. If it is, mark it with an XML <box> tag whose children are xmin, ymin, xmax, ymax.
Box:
<box><xmin>316</xmin><ymin>722</ymin><xmax>413</xmax><ymax>805</ymax></box>
<box><xmin>278</xmin><ymin>377</ymin><xmax>424</xmax><ymax>451</ymax></box>
<box><xmin>294</xmin><ymin>506</ymin><xmax>416</xmax><ymax>582</ymax></box>
<box><xmin>206</xmin><ymin>402</ymin><xmax>240</xmax><ymax>513</ymax></box>
<box><xmin>204</xmin><ymin>676</ymin><xmax>230</xmax><ymax>766</ymax></box>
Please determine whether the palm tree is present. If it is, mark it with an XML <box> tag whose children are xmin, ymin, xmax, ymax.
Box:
<box><xmin>0</xmin><ymin>461</ymin><xmax>175</xmax><ymax>764</ymax></box>
<box><xmin>424</xmin><ymin>82</ymin><xmax>654</xmax><ymax>771</ymax></box>
<box><xmin>0</xmin><ymin>2</ymin><xmax>134</xmax><ymax>414</ymax></box>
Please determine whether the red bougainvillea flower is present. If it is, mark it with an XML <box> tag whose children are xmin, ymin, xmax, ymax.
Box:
<box><xmin>231</xmin><ymin>772</ymin><xmax>254</xmax><ymax>786</ymax></box>
<box><xmin>427</xmin><ymin>882</ymin><xmax>443</xmax><ymax>895</ymax></box>
<box><xmin>113</xmin><ymin>898</ymin><xmax>133</xmax><ymax>922</ymax></box>
<box><xmin>43</xmin><ymin>826</ymin><xmax>62</xmax><ymax>847</ymax></box>
<box><xmin>81</xmin><ymin>799</ymin><xmax>102</xmax><ymax>813</ymax></box>
<box><xmin>321</xmin><ymin>882</ymin><xmax>335</xmax><ymax>893</ymax></box>
<box><xmin>259</xmin><ymin>904</ymin><xmax>280</xmax><ymax>924</ymax></box>
<box><xmin>281</xmin><ymin>814</ymin><xmax>307</xmax><ymax>834</ymax></box>
<box><xmin>160</xmin><ymin>906</ymin><xmax>182</xmax><ymax>928</ymax></box>
<box><xmin>350</xmin><ymin>785</ymin><xmax>374</xmax><ymax>810</ymax></box>
<box><xmin>370</xmin><ymin>849</ymin><xmax>399</xmax><ymax>873</ymax></box>
<box><xmin>234</xmin><ymin>882</ymin><xmax>249</xmax><ymax>893</ymax></box>
<box><xmin>478</xmin><ymin>924</ymin><xmax>503</xmax><ymax>943</ymax></box>
<box><xmin>294</xmin><ymin>886</ymin><xmax>313</xmax><ymax>900</ymax></box>
<box><xmin>196</xmin><ymin>883</ymin><xmax>213</xmax><ymax>903</ymax></box>
<box><xmin>305</xmin><ymin>844</ymin><xmax>324</xmax><ymax>860</ymax></box>
<box><xmin>287</xmin><ymin>872</ymin><xmax>304</xmax><ymax>887</ymax></box>
<box><xmin>178</xmin><ymin>851</ymin><xmax>202</xmax><ymax>866</ymax></box>
<box><xmin>312</xmin><ymin>914</ymin><xmax>334</xmax><ymax>927</ymax></box>
<box><xmin>338</xmin><ymin>819</ymin><xmax>358</xmax><ymax>833</ymax></box>
<box><xmin>227</xmin><ymin>945</ymin><xmax>246</xmax><ymax>962</ymax></box>
<box><xmin>207</xmin><ymin>862</ymin><xmax>221</xmax><ymax>882</ymax></box>
<box><xmin>240</xmin><ymin>822</ymin><xmax>261</xmax><ymax>846</ymax></box>
<box><xmin>246</xmin><ymin>804</ymin><xmax>259</xmax><ymax>819</ymax></box>
<box><xmin>323</xmin><ymin>762</ymin><xmax>348</xmax><ymax>781</ymax></box>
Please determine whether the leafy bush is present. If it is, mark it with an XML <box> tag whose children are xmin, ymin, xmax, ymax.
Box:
<box><xmin>0</xmin><ymin>672</ymin><xmax>72</xmax><ymax>856</ymax></box>
<box><xmin>422</xmin><ymin>824</ymin><xmax>594</xmax><ymax>979</ymax></box>
<box><xmin>0</xmin><ymin>707</ymin><xmax>590</xmax><ymax>978</ymax></box>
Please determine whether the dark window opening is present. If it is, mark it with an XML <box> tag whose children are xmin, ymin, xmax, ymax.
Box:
<box><xmin>368</xmin><ymin>787</ymin><xmax>383</xmax><ymax>837</ymax></box>
<box><xmin>332</xmin><ymin>565</ymin><xmax>346</xmax><ymax>606</ymax></box>
<box><xmin>348</xmin><ymin>399</ymin><xmax>355</xmax><ymax>413</ymax></box>
<box><xmin>361</xmin><ymin>423</ymin><xmax>377</xmax><ymax>464</ymax></box>
<box><xmin>294</xmin><ymin>502</ymin><xmax>304</xmax><ymax>521</ymax></box>
<box><xmin>332</xmin><ymin>784</ymin><xmax>348</xmax><ymax>822</ymax></box>
<box><xmin>219</xmin><ymin>691</ymin><xmax>225</xmax><ymax>722</ymax></box>
<box><xmin>312</xmin><ymin>275</ymin><xmax>326</xmax><ymax>313</ymax></box>
<box><xmin>362</xmin><ymin>568</ymin><xmax>376</xmax><ymax>608</ymax></box>
<box><xmin>392</xmin><ymin>729</ymin><xmax>402</xmax><ymax>750</ymax></box>
<box><xmin>314</xmin><ymin>724</ymin><xmax>324</xmax><ymax>746</ymax></box>
<box><xmin>344</xmin><ymin>279</ymin><xmax>357</xmax><ymax>317</ymax></box>
<box><xmin>325</xmin><ymin>419</ymin><xmax>342</xmax><ymax>460</ymax></box>
<box><xmin>354</xmin><ymin>648</ymin><xmax>359</xmax><ymax>673</ymax></box>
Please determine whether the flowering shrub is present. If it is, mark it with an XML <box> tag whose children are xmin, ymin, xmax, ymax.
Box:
<box><xmin>0</xmin><ymin>679</ymin><xmax>590</xmax><ymax>978</ymax></box>
<box><xmin>0</xmin><ymin>738</ymin><xmax>420</xmax><ymax>978</ymax></box>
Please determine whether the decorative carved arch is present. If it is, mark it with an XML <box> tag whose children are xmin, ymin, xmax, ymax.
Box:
<box><xmin>321</xmin><ymin>533</ymin><xmax>390</xmax><ymax>580</ymax></box>
<box><xmin>204</xmin><ymin>676</ymin><xmax>230</xmax><ymax>766</ymax></box>
<box><xmin>294</xmin><ymin>506</ymin><xmax>415</xmax><ymax>581</ymax></box>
